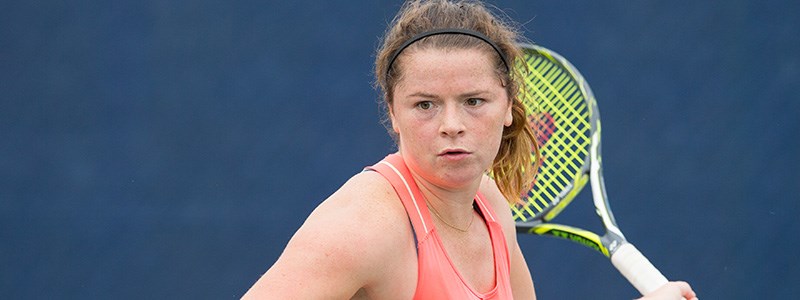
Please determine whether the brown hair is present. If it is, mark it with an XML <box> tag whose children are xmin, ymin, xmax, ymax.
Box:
<box><xmin>374</xmin><ymin>0</ymin><xmax>541</xmax><ymax>203</ymax></box>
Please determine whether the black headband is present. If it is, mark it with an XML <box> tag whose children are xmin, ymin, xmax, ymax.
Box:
<box><xmin>386</xmin><ymin>28</ymin><xmax>510</xmax><ymax>78</ymax></box>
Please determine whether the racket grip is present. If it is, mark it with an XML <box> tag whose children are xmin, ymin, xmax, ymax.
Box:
<box><xmin>610</xmin><ymin>243</ymin><xmax>669</xmax><ymax>296</ymax></box>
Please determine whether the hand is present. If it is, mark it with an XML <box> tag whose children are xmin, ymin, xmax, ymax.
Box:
<box><xmin>638</xmin><ymin>281</ymin><xmax>697</xmax><ymax>300</ymax></box>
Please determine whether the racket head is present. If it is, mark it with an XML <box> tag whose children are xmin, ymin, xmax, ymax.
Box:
<box><xmin>510</xmin><ymin>46</ymin><xmax>670</xmax><ymax>292</ymax></box>
<box><xmin>511</xmin><ymin>43</ymin><xmax>600</xmax><ymax>227</ymax></box>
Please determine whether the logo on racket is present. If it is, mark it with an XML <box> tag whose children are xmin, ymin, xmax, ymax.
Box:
<box><xmin>531</xmin><ymin>112</ymin><xmax>555</xmax><ymax>146</ymax></box>
<box><xmin>527</xmin><ymin>112</ymin><xmax>555</xmax><ymax>192</ymax></box>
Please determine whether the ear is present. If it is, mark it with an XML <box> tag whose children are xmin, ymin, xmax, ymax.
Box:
<box><xmin>389</xmin><ymin>105</ymin><xmax>400</xmax><ymax>134</ymax></box>
<box><xmin>504</xmin><ymin>100</ymin><xmax>514</xmax><ymax>127</ymax></box>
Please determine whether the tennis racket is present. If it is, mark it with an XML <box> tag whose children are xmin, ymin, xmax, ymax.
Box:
<box><xmin>512</xmin><ymin>43</ymin><xmax>671</xmax><ymax>296</ymax></box>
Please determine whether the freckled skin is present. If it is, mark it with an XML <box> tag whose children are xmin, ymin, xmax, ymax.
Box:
<box><xmin>390</xmin><ymin>48</ymin><xmax>513</xmax><ymax>193</ymax></box>
<box><xmin>242</xmin><ymin>48</ymin><xmax>538</xmax><ymax>300</ymax></box>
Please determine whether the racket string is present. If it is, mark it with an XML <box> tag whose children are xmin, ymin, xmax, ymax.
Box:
<box><xmin>513</xmin><ymin>53</ymin><xmax>591</xmax><ymax>221</ymax></box>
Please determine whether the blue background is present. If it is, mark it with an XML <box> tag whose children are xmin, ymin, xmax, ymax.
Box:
<box><xmin>2</xmin><ymin>0</ymin><xmax>798</xmax><ymax>298</ymax></box>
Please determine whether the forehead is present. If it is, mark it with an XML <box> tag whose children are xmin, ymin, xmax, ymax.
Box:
<box><xmin>394</xmin><ymin>48</ymin><xmax>499</xmax><ymax>93</ymax></box>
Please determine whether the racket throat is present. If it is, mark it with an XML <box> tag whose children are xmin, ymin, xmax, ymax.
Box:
<box><xmin>529</xmin><ymin>224</ymin><xmax>610</xmax><ymax>257</ymax></box>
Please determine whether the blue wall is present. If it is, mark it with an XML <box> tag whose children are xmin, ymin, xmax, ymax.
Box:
<box><xmin>2</xmin><ymin>0</ymin><xmax>798</xmax><ymax>298</ymax></box>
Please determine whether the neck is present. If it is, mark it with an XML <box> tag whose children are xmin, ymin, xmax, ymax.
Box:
<box><xmin>409</xmin><ymin>171</ymin><xmax>481</xmax><ymax>230</ymax></box>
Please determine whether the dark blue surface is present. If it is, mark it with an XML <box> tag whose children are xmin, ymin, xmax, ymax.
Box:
<box><xmin>2</xmin><ymin>1</ymin><xmax>798</xmax><ymax>298</ymax></box>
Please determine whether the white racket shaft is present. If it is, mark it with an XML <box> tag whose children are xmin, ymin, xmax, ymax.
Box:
<box><xmin>611</xmin><ymin>243</ymin><xmax>670</xmax><ymax>296</ymax></box>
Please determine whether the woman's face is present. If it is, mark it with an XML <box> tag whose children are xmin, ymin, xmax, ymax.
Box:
<box><xmin>390</xmin><ymin>48</ymin><xmax>512</xmax><ymax>190</ymax></box>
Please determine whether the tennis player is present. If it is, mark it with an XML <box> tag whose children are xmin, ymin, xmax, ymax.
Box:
<box><xmin>243</xmin><ymin>1</ymin><xmax>696</xmax><ymax>299</ymax></box>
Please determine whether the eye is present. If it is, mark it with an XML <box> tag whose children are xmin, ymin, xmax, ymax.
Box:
<box><xmin>465</xmin><ymin>98</ymin><xmax>484</xmax><ymax>106</ymax></box>
<box><xmin>416</xmin><ymin>101</ymin><xmax>433</xmax><ymax>110</ymax></box>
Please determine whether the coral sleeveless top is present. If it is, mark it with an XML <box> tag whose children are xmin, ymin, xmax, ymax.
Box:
<box><xmin>367</xmin><ymin>154</ymin><xmax>514</xmax><ymax>299</ymax></box>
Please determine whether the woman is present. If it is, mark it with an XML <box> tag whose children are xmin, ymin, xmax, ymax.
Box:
<box><xmin>243</xmin><ymin>1</ymin><xmax>697</xmax><ymax>299</ymax></box>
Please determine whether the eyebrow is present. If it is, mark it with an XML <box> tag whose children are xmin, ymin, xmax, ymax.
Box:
<box><xmin>406</xmin><ymin>90</ymin><xmax>492</xmax><ymax>99</ymax></box>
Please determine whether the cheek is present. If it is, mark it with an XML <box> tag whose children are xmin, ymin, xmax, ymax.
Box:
<box><xmin>393</xmin><ymin>115</ymin><xmax>429</xmax><ymax>146</ymax></box>
<box><xmin>489</xmin><ymin>125</ymin><xmax>506</xmax><ymax>149</ymax></box>
<box><xmin>402</xmin><ymin>124</ymin><xmax>435</xmax><ymax>146</ymax></box>
<box><xmin>485</xmin><ymin>116</ymin><xmax>508</xmax><ymax>151</ymax></box>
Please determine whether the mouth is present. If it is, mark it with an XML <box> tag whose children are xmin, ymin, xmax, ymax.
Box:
<box><xmin>438</xmin><ymin>148</ymin><xmax>471</xmax><ymax>159</ymax></box>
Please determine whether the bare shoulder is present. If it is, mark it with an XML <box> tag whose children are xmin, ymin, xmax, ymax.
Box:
<box><xmin>243</xmin><ymin>171</ymin><xmax>414</xmax><ymax>298</ymax></box>
<box><xmin>316</xmin><ymin>171</ymin><xmax>412</xmax><ymax>244</ymax></box>
<box><xmin>480</xmin><ymin>175</ymin><xmax>537</xmax><ymax>299</ymax></box>
<box><xmin>300</xmin><ymin>170</ymin><xmax>411</xmax><ymax>264</ymax></box>
<box><xmin>479</xmin><ymin>175</ymin><xmax>517</xmax><ymax>241</ymax></box>
<box><xmin>316</xmin><ymin>170</ymin><xmax>407</xmax><ymax>229</ymax></box>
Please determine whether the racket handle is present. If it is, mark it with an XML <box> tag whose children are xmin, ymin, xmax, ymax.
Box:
<box><xmin>610</xmin><ymin>243</ymin><xmax>669</xmax><ymax>296</ymax></box>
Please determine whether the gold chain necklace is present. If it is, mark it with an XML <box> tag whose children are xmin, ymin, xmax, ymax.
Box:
<box><xmin>427</xmin><ymin>201</ymin><xmax>474</xmax><ymax>233</ymax></box>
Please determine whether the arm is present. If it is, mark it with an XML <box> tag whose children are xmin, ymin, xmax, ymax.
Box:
<box><xmin>242</xmin><ymin>172</ymin><xmax>409</xmax><ymax>299</ymax></box>
<box><xmin>480</xmin><ymin>175</ymin><xmax>537</xmax><ymax>300</ymax></box>
<box><xmin>243</xmin><ymin>220</ymin><xmax>365</xmax><ymax>299</ymax></box>
<box><xmin>508</xmin><ymin>238</ymin><xmax>537</xmax><ymax>300</ymax></box>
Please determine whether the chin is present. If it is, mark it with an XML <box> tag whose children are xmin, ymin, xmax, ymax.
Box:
<box><xmin>437</xmin><ymin>165</ymin><xmax>486</xmax><ymax>187</ymax></box>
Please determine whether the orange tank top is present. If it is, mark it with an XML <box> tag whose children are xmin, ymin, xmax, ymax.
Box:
<box><xmin>367</xmin><ymin>154</ymin><xmax>514</xmax><ymax>299</ymax></box>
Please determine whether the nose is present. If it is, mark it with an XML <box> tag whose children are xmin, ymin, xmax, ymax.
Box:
<box><xmin>439</xmin><ymin>104</ymin><xmax>466</xmax><ymax>137</ymax></box>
